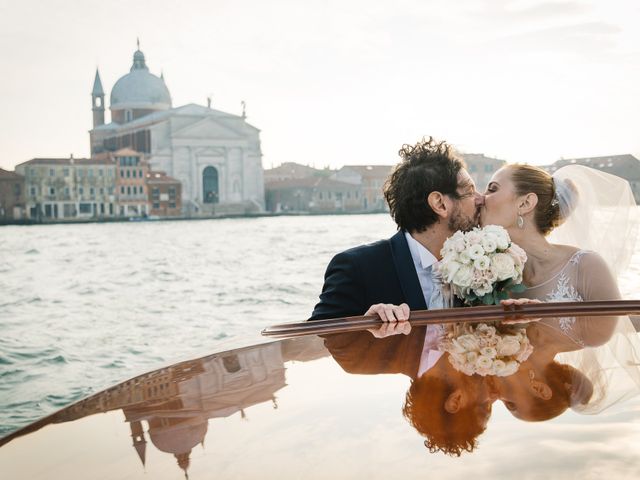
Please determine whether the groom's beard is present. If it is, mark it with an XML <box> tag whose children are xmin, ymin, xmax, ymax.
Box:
<box><xmin>448</xmin><ymin>203</ymin><xmax>477</xmax><ymax>232</ymax></box>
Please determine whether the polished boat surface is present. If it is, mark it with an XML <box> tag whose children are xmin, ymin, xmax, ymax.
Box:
<box><xmin>2</xmin><ymin>312</ymin><xmax>640</xmax><ymax>479</ymax></box>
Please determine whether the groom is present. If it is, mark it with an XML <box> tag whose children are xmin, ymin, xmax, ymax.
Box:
<box><xmin>309</xmin><ymin>137</ymin><xmax>483</xmax><ymax>327</ymax></box>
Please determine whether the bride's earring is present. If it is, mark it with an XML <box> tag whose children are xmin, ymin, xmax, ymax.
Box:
<box><xmin>517</xmin><ymin>214</ymin><xmax>524</xmax><ymax>229</ymax></box>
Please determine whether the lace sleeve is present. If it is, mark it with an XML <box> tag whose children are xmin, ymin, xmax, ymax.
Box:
<box><xmin>576</xmin><ymin>251</ymin><xmax>621</xmax><ymax>302</ymax></box>
<box><xmin>554</xmin><ymin>252</ymin><xmax>640</xmax><ymax>414</ymax></box>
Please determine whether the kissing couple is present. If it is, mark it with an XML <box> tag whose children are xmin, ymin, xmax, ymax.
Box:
<box><xmin>310</xmin><ymin>135</ymin><xmax>636</xmax><ymax>329</ymax></box>
<box><xmin>309</xmin><ymin>136</ymin><xmax>639</xmax><ymax>455</ymax></box>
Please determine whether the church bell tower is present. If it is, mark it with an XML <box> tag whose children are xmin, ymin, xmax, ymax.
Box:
<box><xmin>92</xmin><ymin>68</ymin><xmax>105</xmax><ymax>128</ymax></box>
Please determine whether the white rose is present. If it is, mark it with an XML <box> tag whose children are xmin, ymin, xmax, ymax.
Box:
<box><xmin>481</xmin><ymin>236</ymin><xmax>498</xmax><ymax>253</ymax></box>
<box><xmin>497</xmin><ymin>335</ymin><xmax>521</xmax><ymax>356</ymax></box>
<box><xmin>441</xmin><ymin>237</ymin><xmax>457</xmax><ymax>256</ymax></box>
<box><xmin>475</xmin><ymin>324</ymin><xmax>496</xmax><ymax>337</ymax></box>
<box><xmin>508</xmin><ymin>243</ymin><xmax>528</xmax><ymax>267</ymax></box>
<box><xmin>466</xmin><ymin>230</ymin><xmax>482</xmax><ymax>245</ymax></box>
<box><xmin>480</xmin><ymin>346</ymin><xmax>497</xmax><ymax>358</ymax></box>
<box><xmin>450</xmin><ymin>352</ymin><xmax>466</xmax><ymax>366</ymax></box>
<box><xmin>475</xmin><ymin>355</ymin><xmax>494</xmax><ymax>375</ymax></box>
<box><xmin>497</xmin><ymin>360</ymin><xmax>520</xmax><ymax>377</ymax></box>
<box><xmin>492</xmin><ymin>359</ymin><xmax>506</xmax><ymax>374</ymax></box>
<box><xmin>441</xmin><ymin>251</ymin><xmax>457</xmax><ymax>265</ymax></box>
<box><xmin>441</xmin><ymin>260</ymin><xmax>462</xmax><ymax>283</ymax></box>
<box><xmin>461</xmin><ymin>364</ymin><xmax>476</xmax><ymax>376</ymax></box>
<box><xmin>476</xmin><ymin>355</ymin><xmax>493</xmax><ymax>370</ymax></box>
<box><xmin>492</xmin><ymin>253</ymin><xmax>516</xmax><ymax>281</ymax></box>
<box><xmin>458</xmin><ymin>250</ymin><xmax>472</xmax><ymax>264</ymax></box>
<box><xmin>474</xmin><ymin>281</ymin><xmax>493</xmax><ymax>297</ymax></box>
<box><xmin>467</xmin><ymin>244</ymin><xmax>485</xmax><ymax>260</ymax></box>
<box><xmin>485</xmin><ymin>267</ymin><xmax>498</xmax><ymax>283</ymax></box>
<box><xmin>441</xmin><ymin>338</ymin><xmax>465</xmax><ymax>355</ymax></box>
<box><xmin>453</xmin><ymin>264</ymin><xmax>473</xmax><ymax>287</ymax></box>
<box><xmin>457</xmin><ymin>334</ymin><xmax>480</xmax><ymax>352</ymax></box>
<box><xmin>451</xmin><ymin>230</ymin><xmax>465</xmax><ymax>243</ymax></box>
<box><xmin>484</xmin><ymin>225</ymin><xmax>511</xmax><ymax>250</ymax></box>
<box><xmin>474</xmin><ymin>255</ymin><xmax>491</xmax><ymax>271</ymax></box>
<box><xmin>466</xmin><ymin>351</ymin><xmax>479</xmax><ymax>364</ymax></box>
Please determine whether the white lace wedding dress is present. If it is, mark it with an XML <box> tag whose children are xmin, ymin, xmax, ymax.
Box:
<box><xmin>512</xmin><ymin>248</ymin><xmax>640</xmax><ymax>413</ymax></box>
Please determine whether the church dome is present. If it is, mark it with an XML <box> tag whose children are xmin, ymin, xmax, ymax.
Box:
<box><xmin>110</xmin><ymin>48</ymin><xmax>172</xmax><ymax>111</ymax></box>
<box><xmin>148</xmin><ymin>417</ymin><xmax>208</xmax><ymax>454</ymax></box>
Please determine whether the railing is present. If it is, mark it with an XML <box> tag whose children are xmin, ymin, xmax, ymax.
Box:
<box><xmin>262</xmin><ymin>300</ymin><xmax>640</xmax><ymax>337</ymax></box>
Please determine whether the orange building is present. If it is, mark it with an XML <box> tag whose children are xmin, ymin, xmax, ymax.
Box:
<box><xmin>146</xmin><ymin>171</ymin><xmax>182</xmax><ymax>217</ymax></box>
<box><xmin>94</xmin><ymin>148</ymin><xmax>150</xmax><ymax>217</ymax></box>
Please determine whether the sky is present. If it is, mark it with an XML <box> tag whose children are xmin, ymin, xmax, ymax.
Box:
<box><xmin>0</xmin><ymin>0</ymin><xmax>639</xmax><ymax>171</ymax></box>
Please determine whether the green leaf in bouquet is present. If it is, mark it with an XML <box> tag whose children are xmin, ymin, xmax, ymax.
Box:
<box><xmin>509</xmin><ymin>283</ymin><xmax>527</xmax><ymax>293</ymax></box>
<box><xmin>482</xmin><ymin>293</ymin><xmax>495</xmax><ymax>305</ymax></box>
<box><xmin>496</xmin><ymin>291</ymin><xmax>509</xmax><ymax>301</ymax></box>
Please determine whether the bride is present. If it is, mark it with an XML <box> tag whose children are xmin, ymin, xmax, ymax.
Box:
<box><xmin>479</xmin><ymin>162</ymin><xmax>640</xmax><ymax>413</ymax></box>
<box><xmin>479</xmin><ymin>163</ymin><xmax>636</xmax><ymax>305</ymax></box>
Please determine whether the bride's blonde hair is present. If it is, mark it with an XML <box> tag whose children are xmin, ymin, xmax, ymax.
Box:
<box><xmin>506</xmin><ymin>164</ymin><xmax>577</xmax><ymax>235</ymax></box>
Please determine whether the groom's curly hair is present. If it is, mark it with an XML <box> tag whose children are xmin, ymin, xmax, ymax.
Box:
<box><xmin>384</xmin><ymin>137</ymin><xmax>465</xmax><ymax>233</ymax></box>
<box><xmin>403</xmin><ymin>373</ymin><xmax>488</xmax><ymax>457</ymax></box>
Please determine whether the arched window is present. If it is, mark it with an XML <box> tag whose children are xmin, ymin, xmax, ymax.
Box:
<box><xmin>203</xmin><ymin>166</ymin><xmax>219</xmax><ymax>204</ymax></box>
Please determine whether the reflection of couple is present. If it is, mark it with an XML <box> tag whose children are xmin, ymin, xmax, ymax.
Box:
<box><xmin>322</xmin><ymin>317</ymin><xmax>606</xmax><ymax>456</ymax></box>
<box><xmin>310</xmin><ymin>136</ymin><xmax>639</xmax><ymax>452</ymax></box>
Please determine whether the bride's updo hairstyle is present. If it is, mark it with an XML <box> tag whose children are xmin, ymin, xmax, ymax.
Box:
<box><xmin>507</xmin><ymin>164</ymin><xmax>578</xmax><ymax>235</ymax></box>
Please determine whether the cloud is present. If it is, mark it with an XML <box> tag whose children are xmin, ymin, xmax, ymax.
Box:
<box><xmin>490</xmin><ymin>21</ymin><xmax>622</xmax><ymax>56</ymax></box>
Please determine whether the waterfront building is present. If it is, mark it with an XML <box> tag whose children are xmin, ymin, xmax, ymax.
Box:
<box><xmin>265</xmin><ymin>177</ymin><xmax>363</xmax><ymax>213</ymax></box>
<box><xmin>462</xmin><ymin>153</ymin><xmax>507</xmax><ymax>192</ymax></box>
<box><xmin>543</xmin><ymin>154</ymin><xmax>640</xmax><ymax>204</ymax></box>
<box><xmin>89</xmin><ymin>44</ymin><xmax>265</xmax><ymax>215</ymax></box>
<box><xmin>263</xmin><ymin>162</ymin><xmax>328</xmax><ymax>182</ymax></box>
<box><xmin>0</xmin><ymin>168</ymin><xmax>26</xmax><ymax>221</ymax></box>
<box><xmin>93</xmin><ymin>148</ymin><xmax>150</xmax><ymax>217</ymax></box>
<box><xmin>332</xmin><ymin>165</ymin><xmax>392</xmax><ymax>212</ymax></box>
<box><xmin>15</xmin><ymin>156</ymin><xmax>116</xmax><ymax>220</ymax></box>
<box><xmin>146</xmin><ymin>171</ymin><xmax>182</xmax><ymax>217</ymax></box>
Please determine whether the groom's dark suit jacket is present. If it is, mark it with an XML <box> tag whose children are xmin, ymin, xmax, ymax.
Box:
<box><xmin>310</xmin><ymin>230</ymin><xmax>434</xmax><ymax>376</ymax></box>
<box><xmin>310</xmin><ymin>230</ymin><xmax>427</xmax><ymax>320</ymax></box>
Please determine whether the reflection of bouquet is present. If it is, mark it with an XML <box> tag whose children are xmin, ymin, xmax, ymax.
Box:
<box><xmin>438</xmin><ymin>225</ymin><xmax>527</xmax><ymax>305</ymax></box>
<box><xmin>438</xmin><ymin>323</ymin><xmax>533</xmax><ymax>377</ymax></box>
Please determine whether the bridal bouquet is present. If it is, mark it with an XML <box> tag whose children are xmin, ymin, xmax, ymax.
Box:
<box><xmin>438</xmin><ymin>323</ymin><xmax>533</xmax><ymax>377</ymax></box>
<box><xmin>437</xmin><ymin>225</ymin><xmax>527</xmax><ymax>305</ymax></box>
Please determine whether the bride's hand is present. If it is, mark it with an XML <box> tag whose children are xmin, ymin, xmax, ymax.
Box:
<box><xmin>500</xmin><ymin>298</ymin><xmax>542</xmax><ymax>324</ymax></box>
<box><xmin>365</xmin><ymin>303</ymin><xmax>412</xmax><ymax>338</ymax></box>
<box><xmin>500</xmin><ymin>298</ymin><xmax>542</xmax><ymax>306</ymax></box>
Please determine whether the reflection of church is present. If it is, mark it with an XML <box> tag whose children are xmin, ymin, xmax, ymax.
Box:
<box><xmin>89</xmin><ymin>43</ymin><xmax>265</xmax><ymax>214</ymax></box>
<box><xmin>52</xmin><ymin>337</ymin><xmax>327</xmax><ymax>477</ymax></box>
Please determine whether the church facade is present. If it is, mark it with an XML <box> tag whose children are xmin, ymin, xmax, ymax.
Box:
<box><xmin>89</xmin><ymin>46</ymin><xmax>265</xmax><ymax>214</ymax></box>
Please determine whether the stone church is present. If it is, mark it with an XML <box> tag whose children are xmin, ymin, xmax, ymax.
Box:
<box><xmin>89</xmin><ymin>44</ymin><xmax>265</xmax><ymax>214</ymax></box>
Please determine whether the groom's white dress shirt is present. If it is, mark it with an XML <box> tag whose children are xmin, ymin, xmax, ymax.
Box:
<box><xmin>404</xmin><ymin>232</ymin><xmax>445</xmax><ymax>377</ymax></box>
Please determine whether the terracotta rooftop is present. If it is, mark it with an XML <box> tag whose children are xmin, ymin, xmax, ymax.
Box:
<box><xmin>146</xmin><ymin>171</ymin><xmax>180</xmax><ymax>184</ymax></box>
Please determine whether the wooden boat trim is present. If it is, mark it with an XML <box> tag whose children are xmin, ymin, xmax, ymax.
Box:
<box><xmin>262</xmin><ymin>300</ymin><xmax>640</xmax><ymax>337</ymax></box>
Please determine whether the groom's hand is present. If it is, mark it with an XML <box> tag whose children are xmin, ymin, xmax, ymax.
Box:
<box><xmin>365</xmin><ymin>303</ymin><xmax>411</xmax><ymax>338</ymax></box>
